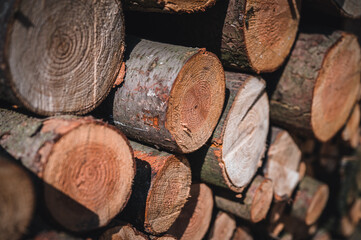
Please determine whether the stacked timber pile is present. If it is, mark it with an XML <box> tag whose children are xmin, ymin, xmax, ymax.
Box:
<box><xmin>0</xmin><ymin>0</ymin><xmax>361</xmax><ymax>239</ymax></box>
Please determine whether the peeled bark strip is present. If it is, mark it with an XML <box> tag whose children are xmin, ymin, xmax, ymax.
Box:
<box><xmin>270</xmin><ymin>31</ymin><xmax>361</xmax><ymax>142</ymax></box>
<box><xmin>264</xmin><ymin>127</ymin><xmax>302</xmax><ymax>200</ymax></box>
<box><xmin>0</xmin><ymin>108</ymin><xmax>135</xmax><ymax>232</ymax></box>
<box><xmin>0</xmin><ymin>0</ymin><xmax>125</xmax><ymax>116</ymax></box>
<box><xmin>192</xmin><ymin>72</ymin><xmax>268</xmax><ymax>192</ymax></box>
<box><xmin>208</xmin><ymin>211</ymin><xmax>236</xmax><ymax>240</ymax></box>
<box><xmin>167</xmin><ymin>183</ymin><xmax>213</xmax><ymax>240</ymax></box>
<box><xmin>291</xmin><ymin>176</ymin><xmax>329</xmax><ymax>225</ymax></box>
<box><xmin>113</xmin><ymin>37</ymin><xmax>225</xmax><ymax>154</ymax></box>
<box><xmin>100</xmin><ymin>223</ymin><xmax>149</xmax><ymax>240</ymax></box>
<box><xmin>124</xmin><ymin>0</ymin><xmax>216</xmax><ymax>13</ymax></box>
<box><xmin>0</xmin><ymin>150</ymin><xmax>35</xmax><ymax>240</ymax></box>
<box><xmin>215</xmin><ymin>176</ymin><xmax>273</xmax><ymax>223</ymax></box>
<box><xmin>305</xmin><ymin>0</ymin><xmax>361</xmax><ymax>18</ymax></box>
<box><xmin>121</xmin><ymin>141</ymin><xmax>191</xmax><ymax>235</ymax></box>
<box><xmin>342</xmin><ymin>104</ymin><xmax>360</xmax><ymax>148</ymax></box>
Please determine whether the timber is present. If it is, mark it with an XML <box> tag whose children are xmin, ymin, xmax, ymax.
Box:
<box><xmin>215</xmin><ymin>175</ymin><xmax>273</xmax><ymax>223</ymax></box>
<box><xmin>270</xmin><ymin>31</ymin><xmax>361</xmax><ymax>142</ymax></box>
<box><xmin>113</xmin><ymin>36</ymin><xmax>225</xmax><ymax>153</ymax></box>
<box><xmin>0</xmin><ymin>0</ymin><xmax>125</xmax><ymax>116</ymax></box>
<box><xmin>191</xmin><ymin>72</ymin><xmax>269</xmax><ymax>192</ymax></box>
<box><xmin>0</xmin><ymin>149</ymin><xmax>35</xmax><ymax>240</ymax></box>
<box><xmin>0</xmin><ymin>108</ymin><xmax>135</xmax><ymax>232</ymax></box>
<box><xmin>124</xmin><ymin>0</ymin><xmax>216</xmax><ymax>13</ymax></box>
<box><xmin>232</xmin><ymin>226</ymin><xmax>254</xmax><ymax>240</ymax></box>
<box><xmin>208</xmin><ymin>211</ymin><xmax>236</xmax><ymax>240</ymax></box>
<box><xmin>100</xmin><ymin>223</ymin><xmax>149</xmax><ymax>240</ymax></box>
<box><xmin>120</xmin><ymin>141</ymin><xmax>192</xmax><ymax>235</ymax></box>
<box><xmin>167</xmin><ymin>183</ymin><xmax>213</xmax><ymax>240</ymax></box>
<box><xmin>341</xmin><ymin>104</ymin><xmax>360</xmax><ymax>148</ymax></box>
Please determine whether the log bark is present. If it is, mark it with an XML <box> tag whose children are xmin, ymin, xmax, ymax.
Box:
<box><xmin>0</xmin><ymin>0</ymin><xmax>125</xmax><ymax>116</ymax></box>
<box><xmin>305</xmin><ymin>0</ymin><xmax>361</xmax><ymax>18</ymax></box>
<box><xmin>341</xmin><ymin>104</ymin><xmax>360</xmax><ymax>148</ymax></box>
<box><xmin>264</xmin><ymin>127</ymin><xmax>302</xmax><ymax>200</ymax></box>
<box><xmin>0</xmin><ymin>149</ymin><xmax>35</xmax><ymax>240</ymax></box>
<box><xmin>0</xmin><ymin>108</ymin><xmax>135</xmax><ymax>232</ymax></box>
<box><xmin>123</xmin><ymin>0</ymin><xmax>216</xmax><ymax>13</ymax></box>
<box><xmin>291</xmin><ymin>176</ymin><xmax>329</xmax><ymax>225</ymax></box>
<box><xmin>167</xmin><ymin>183</ymin><xmax>213</xmax><ymax>240</ymax></box>
<box><xmin>270</xmin><ymin>31</ymin><xmax>361</xmax><ymax>142</ymax></box>
<box><xmin>208</xmin><ymin>211</ymin><xmax>236</xmax><ymax>240</ymax></box>
<box><xmin>215</xmin><ymin>175</ymin><xmax>274</xmax><ymax>223</ymax></box>
<box><xmin>100</xmin><ymin>223</ymin><xmax>149</xmax><ymax>240</ymax></box>
<box><xmin>113</xmin><ymin>36</ymin><xmax>225</xmax><ymax>154</ymax></box>
<box><xmin>120</xmin><ymin>141</ymin><xmax>192</xmax><ymax>235</ymax></box>
<box><xmin>125</xmin><ymin>0</ymin><xmax>301</xmax><ymax>73</ymax></box>
<box><xmin>190</xmin><ymin>72</ymin><xmax>269</xmax><ymax>192</ymax></box>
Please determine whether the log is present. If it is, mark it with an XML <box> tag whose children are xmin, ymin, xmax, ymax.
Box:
<box><xmin>151</xmin><ymin>235</ymin><xmax>177</xmax><ymax>240</ymax></box>
<box><xmin>264</xmin><ymin>127</ymin><xmax>302</xmax><ymax>200</ymax></box>
<box><xmin>304</xmin><ymin>0</ymin><xmax>361</xmax><ymax>18</ymax></box>
<box><xmin>207</xmin><ymin>211</ymin><xmax>236</xmax><ymax>240</ymax></box>
<box><xmin>215</xmin><ymin>175</ymin><xmax>274</xmax><ymax>223</ymax></box>
<box><xmin>270</xmin><ymin>31</ymin><xmax>361</xmax><ymax>142</ymax></box>
<box><xmin>120</xmin><ymin>141</ymin><xmax>191</xmax><ymax>235</ymax></box>
<box><xmin>0</xmin><ymin>149</ymin><xmax>35</xmax><ymax>240</ymax></box>
<box><xmin>291</xmin><ymin>176</ymin><xmax>329</xmax><ymax>225</ymax></box>
<box><xmin>124</xmin><ymin>0</ymin><xmax>216</xmax><ymax>13</ymax></box>
<box><xmin>125</xmin><ymin>0</ymin><xmax>301</xmax><ymax>73</ymax></box>
<box><xmin>100</xmin><ymin>223</ymin><xmax>149</xmax><ymax>240</ymax></box>
<box><xmin>34</xmin><ymin>231</ymin><xmax>83</xmax><ymax>240</ymax></box>
<box><xmin>341</xmin><ymin>104</ymin><xmax>360</xmax><ymax>148</ymax></box>
<box><xmin>0</xmin><ymin>0</ymin><xmax>125</xmax><ymax>116</ymax></box>
<box><xmin>113</xmin><ymin>36</ymin><xmax>225</xmax><ymax>154</ymax></box>
<box><xmin>191</xmin><ymin>72</ymin><xmax>269</xmax><ymax>192</ymax></box>
<box><xmin>0</xmin><ymin>108</ymin><xmax>135</xmax><ymax>232</ymax></box>
<box><xmin>167</xmin><ymin>183</ymin><xmax>213</xmax><ymax>240</ymax></box>
<box><xmin>231</xmin><ymin>226</ymin><xmax>253</xmax><ymax>240</ymax></box>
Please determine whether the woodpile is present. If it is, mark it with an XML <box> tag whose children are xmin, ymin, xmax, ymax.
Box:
<box><xmin>0</xmin><ymin>0</ymin><xmax>361</xmax><ymax>239</ymax></box>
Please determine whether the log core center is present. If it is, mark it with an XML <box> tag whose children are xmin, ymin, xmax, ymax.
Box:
<box><xmin>305</xmin><ymin>184</ymin><xmax>329</xmax><ymax>225</ymax></box>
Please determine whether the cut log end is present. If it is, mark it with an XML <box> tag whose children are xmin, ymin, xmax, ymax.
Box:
<box><xmin>100</xmin><ymin>224</ymin><xmax>149</xmax><ymax>240</ymax></box>
<box><xmin>305</xmin><ymin>184</ymin><xmax>329</xmax><ymax>225</ymax></box>
<box><xmin>167</xmin><ymin>50</ymin><xmax>225</xmax><ymax>153</ymax></box>
<box><xmin>251</xmin><ymin>178</ymin><xmax>274</xmax><ymax>222</ymax></box>
<box><xmin>43</xmin><ymin>120</ymin><xmax>134</xmax><ymax>232</ymax></box>
<box><xmin>145</xmin><ymin>155</ymin><xmax>191</xmax><ymax>234</ymax></box>
<box><xmin>311</xmin><ymin>33</ymin><xmax>361</xmax><ymax>141</ymax></box>
<box><xmin>6</xmin><ymin>0</ymin><xmax>125</xmax><ymax>115</ymax></box>
<box><xmin>245</xmin><ymin>0</ymin><xmax>300</xmax><ymax>72</ymax></box>
<box><xmin>208</xmin><ymin>212</ymin><xmax>236</xmax><ymax>240</ymax></box>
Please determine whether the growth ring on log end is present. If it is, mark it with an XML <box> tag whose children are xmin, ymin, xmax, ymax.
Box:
<box><xmin>0</xmin><ymin>0</ymin><xmax>125</xmax><ymax>115</ymax></box>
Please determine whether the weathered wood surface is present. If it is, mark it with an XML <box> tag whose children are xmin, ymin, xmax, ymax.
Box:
<box><xmin>113</xmin><ymin>36</ymin><xmax>225</xmax><ymax>154</ymax></box>
<box><xmin>0</xmin><ymin>0</ymin><xmax>125</xmax><ymax>116</ymax></box>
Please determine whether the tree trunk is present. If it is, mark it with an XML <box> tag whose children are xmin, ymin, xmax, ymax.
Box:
<box><xmin>0</xmin><ymin>149</ymin><xmax>35</xmax><ymax>240</ymax></box>
<box><xmin>305</xmin><ymin>0</ymin><xmax>361</xmax><ymax>18</ymax></box>
<box><xmin>113</xmin><ymin>36</ymin><xmax>225</xmax><ymax>154</ymax></box>
<box><xmin>190</xmin><ymin>72</ymin><xmax>268</xmax><ymax>192</ymax></box>
<box><xmin>208</xmin><ymin>211</ymin><xmax>236</xmax><ymax>240</ymax></box>
<box><xmin>291</xmin><ymin>176</ymin><xmax>329</xmax><ymax>225</ymax></box>
<box><xmin>0</xmin><ymin>108</ymin><xmax>135</xmax><ymax>232</ymax></box>
<box><xmin>215</xmin><ymin>175</ymin><xmax>274</xmax><ymax>223</ymax></box>
<box><xmin>264</xmin><ymin>127</ymin><xmax>302</xmax><ymax>200</ymax></box>
<box><xmin>167</xmin><ymin>183</ymin><xmax>213</xmax><ymax>240</ymax></box>
<box><xmin>0</xmin><ymin>0</ymin><xmax>125</xmax><ymax>116</ymax></box>
<box><xmin>270</xmin><ymin>31</ymin><xmax>360</xmax><ymax>142</ymax></box>
<box><xmin>124</xmin><ymin>0</ymin><xmax>301</xmax><ymax>73</ymax></box>
<box><xmin>123</xmin><ymin>0</ymin><xmax>216</xmax><ymax>13</ymax></box>
<box><xmin>100</xmin><ymin>223</ymin><xmax>149</xmax><ymax>240</ymax></box>
<box><xmin>120</xmin><ymin>140</ymin><xmax>192</xmax><ymax>235</ymax></box>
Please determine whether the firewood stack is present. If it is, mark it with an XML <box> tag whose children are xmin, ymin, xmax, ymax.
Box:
<box><xmin>0</xmin><ymin>0</ymin><xmax>360</xmax><ymax>239</ymax></box>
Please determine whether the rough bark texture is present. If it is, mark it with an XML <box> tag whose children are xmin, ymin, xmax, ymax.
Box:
<box><xmin>113</xmin><ymin>36</ymin><xmax>225</xmax><ymax>154</ymax></box>
<box><xmin>120</xmin><ymin>141</ymin><xmax>192</xmax><ymax>235</ymax></box>
<box><xmin>190</xmin><ymin>72</ymin><xmax>268</xmax><ymax>192</ymax></box>
<box><xmin>270</xmin><ymin>31</ymin><xmax>360</xmax><ymax>142</ymax></box>
<box><xmin>0</xmin><ymin>149</ymin><xmax>35</xmax><ymax>240</ymax></box>
<box><xmin>215</xmin><ymin>175</ymin><xmax>273</xmax><ymax>223</ymax></box>
<box><xmin>0</xmin><ymin>0</ymin><xmax>125</xmax><ymax>116</ymax></box>
<box><xmin>123</xmin><ymin>0</ymin><xmax>216</xmax><ymax>13</ymax></box>
<box><xmin>167</xmin><ymin>183</ymin><xmax>213</xmax><ymax>240</ymax></box>
<box><xmin>291</xmin><ymin>176</ymin><xmax>329</xmax><ymax>225</ymax></box>
<box><xmin>264</xmin><ymin>127</ymin><xmax>302</xmax><ymax>200</ymax></box>
<box><xmin>100</xmin><ymin>223</ymin><xmax>149</xmax><ymax>240</ymax></box>
<box><xmin>208</xmin><ymin>211</ymin><xmax>236</xmax><ymax>240</ymax></box>
<box><xmin>305</xmin><ymin>0</ymin><xmax>361</xmax><ymax>18</ymax></box>
<box><xmin>0</xmin><ymin>108</ymin><xmax>135</xmax><ymax>232</ymax></box>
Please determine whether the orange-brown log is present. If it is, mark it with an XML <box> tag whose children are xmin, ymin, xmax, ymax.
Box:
<box><xmin>120</xmin><ymin>141</ymin><xmax>191</xmax><ymax>235</ymax></box>
<box><xmin>215</xmin><ymin>175</ymin><xmax>273</xmax><ymax>223</ymax></box>
<box><xmin>0</xmin><ymin>108</ymin><xmax>135</xmax><ymax>232</ymax></box>
<box><xmin>231</xmin><ymin>226</ymin><xmax>253</xmax><ymax>240</ymax></box>
<box><xmin>270</xmin><ymin>31</ymin><xmax>360</xmax><ymax>142</ymax></box>
<box><xmin>113</xmin><ymin>36</ymin><xmax>225</xmax><ymax>154</ymax></box>
<box><xmin>0</xmin><ymin>149</ymin><xmax>35</xmax><ymax>240</ymax></box>
<box><xmin>167</xmin><ymin>183</ymin><xmax>213</xmax><ymax>240</ymax></box>
<box><xmin>0</xmin><ymin>0</ymin><xmax>125</xmax><ymax>116</ymax></box>
<box><xmin>100</xmin><ymin>223</ymin><xmax>149</xmax><ymax>240</ymax></box>
<box><xmin>342</xmin><ymin>104</ymin><xmax>360</xmax><ymax>148</ymax></box>
<box><xmin>207</xmin><ymin>211</ymin><xmax>236</xmax><ymax>240</ymax></box>
<box><xmin>312</xmin><ymin>229</ymin><xmax>332</xmax><ymax>240</ymax></box>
